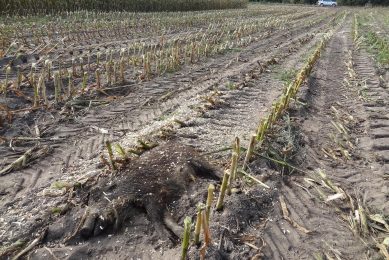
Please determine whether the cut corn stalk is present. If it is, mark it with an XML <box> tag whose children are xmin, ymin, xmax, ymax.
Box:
<box><xmin>181</xmin><ymin>216</ymin><xmax>191</xmax><ymax>260</ymax></box>
<box><xmin>216</xmin><ymin>170</ymin><xmax>230</xmax><ymax>211</ymax></box>
<box><xmin>194</xmin><ymin>203</ymin><xmax>205</xmax><ymax>245</ymax></box>
<box><xmin>206</xmin><ymin>184</ymin><xmax>215</xmax><ymax>224</ymax></box>
<box><xmin>243</xmin><ymin>135</ymin><xmax>257</xmax><ymax>170</ymax></box>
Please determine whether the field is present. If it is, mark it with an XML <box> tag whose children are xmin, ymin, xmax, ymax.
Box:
<box><xmin>1</xmin><ymin>3</ymin><xmax>389</xmax><ymax>259</ymax></box>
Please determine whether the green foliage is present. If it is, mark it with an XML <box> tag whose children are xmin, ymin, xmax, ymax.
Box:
<box><xmin>0</xmin><ymin>0</ymin><xmax>248</xmax><ymax>15</ymax></box>
<box><xmin>365</xmin><ymin>31</ymin><xmax>389</xmax><ymax>65</ymax></box>
<box><xmin>277</xmin><ymin>69</ymin><xmax>297</xmax><ymax>84</ymax></box>
<box><xmin>226</xmin><ymin>81</ymin><xmax>237</xmax><ymax>90</ymax></box>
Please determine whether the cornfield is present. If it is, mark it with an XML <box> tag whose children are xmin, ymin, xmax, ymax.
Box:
<box><xmin>0</xmin><ymin>0</ymin><xmax>248</xmax><ymax>15</ymax></box>
<box><xmin>0</xmin><ymin>7</ymin><xmax>321</xmax><ymax>111</ymax></box>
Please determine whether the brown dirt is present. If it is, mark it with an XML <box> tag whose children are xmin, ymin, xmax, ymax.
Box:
<box><xmin>254</xmin><ymin>14</ymin><xmax>388</xmax><ymax>259</ymax></box>
<box><xmin>1</xmin><ymin>5</ymin><xmax>388</xmax><ymax>260</ymax></box>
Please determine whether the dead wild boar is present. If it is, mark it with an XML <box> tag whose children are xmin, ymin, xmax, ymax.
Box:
<box><xmin>79</xmin><ymin>141</ymin><xmax>221</xmax><ymax>242</ymax></box>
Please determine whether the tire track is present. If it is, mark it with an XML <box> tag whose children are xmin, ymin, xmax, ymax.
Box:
<box><xmin>1</xmin><ymin>12</ymin><xmax>334</xmax><ymax>167</ymax></box>
<box><xmin>0</xmin><ymin>11</ymin><xmax>339</xmax><ymax>249</ymax></box>
<box><xmin>258</xmin><ymin>15</ymin><xmax>380</xmax><ymax>259</ymax></box>
<box><xmin>353</xmin><ymin>49</ymin><xmax>389</xmax><ymax>163</ymax></box>
<box><xmin>352</xmin><ymin>48</ymin><xmax>389</xmax><ymax>213</ymax></box>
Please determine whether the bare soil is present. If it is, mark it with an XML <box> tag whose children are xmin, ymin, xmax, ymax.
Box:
<box><xmin>1</xmin><ymin>5</ymin><xmax>388</xmax><ymax>260</ymax></box>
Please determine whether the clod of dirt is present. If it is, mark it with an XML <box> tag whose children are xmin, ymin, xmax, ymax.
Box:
<box><xmin>188</xmin><ymin>244</ymin><xmax>228</xmax><ymax>260</ymax></box>
<box><xmin>58</xmin><ymin>141</ymin><xmax>221</xmax><ymax>245</ymax></box>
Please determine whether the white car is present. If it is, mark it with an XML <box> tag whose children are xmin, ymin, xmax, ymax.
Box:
<box><xmin>318</xmin><ymin>0</ymin><xmax>337</xmax><ymax>6</ymax></box>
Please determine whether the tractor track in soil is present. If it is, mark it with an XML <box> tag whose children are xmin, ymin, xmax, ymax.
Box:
<box><xmin>0</xmin><ymin>9</ymin><xmax>338</xmax><ymax>203</ymax></box>
<box><xmin>0</xmin><ymin>9</ymin><xmax>345</xmax><ymax>258</ymax></box>
<box><xmin>0</xmin><ymin>7</ymin><xmax>387</xmax><ymax>260</ymax></box>
<box><xmin>0</xmin><ymin>11</ymin><xmax>334</xmax><ymax>144</ymax></box>
<box><xmin>0</xmin><ymin>7</ymin><xmax>291</xmax><ymax>54</ymax></box>
<box><xmin>0</xmin><ymin>7</ymin><xmax>310</xmax><ymax>57</ymax></box>
<box><xmin>0</xmin><ymin>10</ymin><xmax>318</xmax><ymax>80</ymax></box>
<box><xmin>254</xmin><ymin>14</ymin><xmax>388</xmax><ymax>260</ymax></box>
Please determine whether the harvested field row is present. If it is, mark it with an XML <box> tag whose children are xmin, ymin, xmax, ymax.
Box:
<box><xmin>0</xmin><ymin>7</ymin><xmax>339</xmax><ymax>144</ymax></box>
<box><xmin>253</xmin><ymin>8</ymin><xmax>389</xmax><ymax>259</ymax></box>
<box><xmin>0</xmin><ymin>7</ymin><xmax>341</xmax><ymax>172</ymax></box>
<box><xmin>1</xmin><ymin>4</ymin><xmax>389</xmax><ymax>260</ymax></box>
<box><xmin>0</xmin><ymin>6</ymin><xmax>313</xmax><ymax>59</ymax></box>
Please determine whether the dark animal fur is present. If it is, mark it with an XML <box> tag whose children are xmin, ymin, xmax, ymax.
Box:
<box><xmin>80</xmin><ymin>141</ymin><xmax>220</xmax><ymax>241</ymax></box>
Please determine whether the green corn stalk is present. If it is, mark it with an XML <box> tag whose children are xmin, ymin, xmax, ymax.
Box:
<box><xmin>184</xmin><ymin>45</ymin><xmax>188</xmax><ymax>64</ymax></box>
<box><xmin>143</xmin><ymin>53</ymin><xmax>152</xmax><ymax>79</ymax></box>
<box><xmin>190</xmin><ymin>42</ymin><xmax>195</xmax><ymax>63</ymax></box>
<box><xmin>127</xmin><ymin>46</ymin><xmax>131</xmax><ymax>57</ymax></box>
<box><xmin>216</xmin><ymin>170</ymin><xmax>230</xmax><ymax>211</ymax></box>
<box><xmin>105</xmin><ymin>50</ymin><xmax>110</xmax><ymax>63</ymax></box>
<box><xmin>201</xmin><ymin>209</ymin><xmax>211</xmax><ymax>245</ymax></box>
<box><xmin>227</xmin><ymin>151</ymin><xmax>238</xmax><ymax>195</ymax></box>
<box><xmin>243</xmin><ymin>135</ymin><xmax>256</xmax><ymax>170</ymax></box>
<box><xmin>68</xmin><ymin>70</ymin><xmax>73</xmax><ymax>98</ymax></box>
<box><xmin>196</xmin><ymin>45</ymin><xmax>200</xmax><ymax>62</ymax></box>
<box><xmin>181</xmin><ymin>216</ymin><xmax>191</xmax><ymax>260</ymax></box>
<box><xmin>39</xmin><ymin>73</ymin><xmax>48</xmax><ymax>106</ymax></box>
<box><xmin>109</xmin><ymin>49</ymin><xmax>113</xmax><ymax>63</ymax></box>
<box><xmin>156</xmin><ymin>57</ymin><xmax>161</xmax><ymax>76</ymax></box>
<box><xmin>54</xmin><ymin>71</ymin><xmax>61</xmax><ymax>103</ymax></box>
<box><xmin>114</xmin><ymin>143</ymin><xmax>127</xmax><ymax>159</ymax></box>
<box><xmin>120</xmin><ymin>48</ymin><xmax>126</xmax><ymax>59</ymax></box>
<box><xmin>81</xmin><ymin>72</ymin><xmax>88</xmax><ymax>93</ymax></box>
<box><xmin>358</xmin><ymin>203</ymin><xmax>369</xmax><ymax>236</ymax></box>
<box><xmin>16</xmin><ymin>66</ymin><xmax>22</xmax><ymax>89</ymax></box>
<box><xmin>234</xmin><ymin>137</ymin><xmax>240</xmax><ymax>156</ymax></box>
<box><xmin>256</xmin><ymin>117</ymin><xmax>269</xmax><ymax>141</ymax></box>
<box><xmin>194</xmin><ymin>203</ymin><xmax>204</xmax><ymax>246</ymax></box>
<box><xmin>95</xmin><ymin>68</ymin><xmax>101</xmax><ymax>88</ymax></box>
<box><xmin>106</xmin><ymin>61</ymin><xmax>112</xmax><ymax>85</ymax></box>
<box><xmin>32</xmin><ymin>73</ymin><xmax>39</xmax><ymax>107</ymax></box>
<box><xmin>5</xmin><ymin>66</ymin><xmax>11</xmax><ymax>88</ymax></box>
<box><xmin>80</xmin><ymin>57</ymin><xmax>84</xmax><ymax>74</ymax></box>
<box><xmin>105</xmin><ymin>141</ymin><xmax>116</xmax><ymax>170</ymax></box>
<box><xmin>96</xmin><ymin>52</ymin><xmax>101</xmax><ymax>67</ymax></box>
<box><xmin>45</xmin><ymin>60</ymin><xmax>52</xmax><ymax>81</ymax></box>
<box><xmin>113</xmin><ymin>61</ymin><xmax>117</xmax><ymax>84</ymax></box>
<box><xmin>120</xmin><ymin>57</ymin><xmax>125</xmax><ymax>83</ymax></box>
<box><xmin>206</xmin><ymin>184</ymin><xmax>215</xmax><ymax>223</ymax></box>
<box><xmin>230</xmin><ymin>152</ymin><xmax>238</xmax><ymax>181</ymax></box>
<box><xmin>3</xmin><ymin>66</ymin><xmax>11</xmax><ymax>98</ymax></box>
<box><xmin>72</xmin><ymin>58</ymin><xmax>77</xmax><ymax>77</ymax></box>
<box><xmin>28</xmin><ymin>64</ymin><xmax>35</xmax><ymax>89</ymax></box>
<box><xmin>87</xmin><ymin>54</ymin><xmax>91</xmax><ymax>71</ymax></box>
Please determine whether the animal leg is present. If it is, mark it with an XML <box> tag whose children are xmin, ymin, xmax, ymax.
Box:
<box><xmin>163</xmin><ymin>211</ymin><xmax>184</xmax><ymax>237</ymax></box>
<box><xmin>145</xmin><ymin>199</ymin><xmax>176</xmax><ymax>242</ymax></box>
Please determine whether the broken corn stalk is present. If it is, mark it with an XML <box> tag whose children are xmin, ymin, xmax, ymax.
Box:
<box><xmin>114</xmin><ymin>143</ymin><xmax>127</xmax><ymax>159</ymax></box>
<box><xmin>105</xmin><ymin>141</ymin><xmax>116</xmax><ymax>170</ymax></box>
